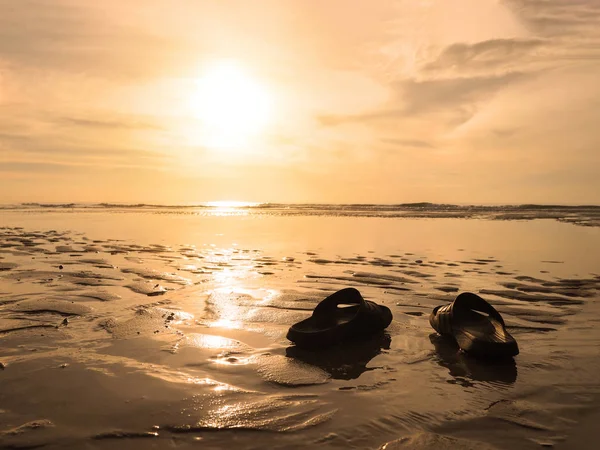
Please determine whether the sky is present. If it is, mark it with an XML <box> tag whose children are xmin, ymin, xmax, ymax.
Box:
<box><xmin>1</xmin><ymin>0</ymin><xmax>599</xmax><ymax>204</ymax></box>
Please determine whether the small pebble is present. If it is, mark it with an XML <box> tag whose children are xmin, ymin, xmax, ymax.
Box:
<box><xmin>0</xmin><ymin>362</ymin><xmax>6</xmax><ymax>370</ymax></box>
<box><xmin>59</xmin><ymin>265</ymin><xmax>64</xmax><ymax>270</ymax></box>
<box><xmin>61</xmin><ymin>318</ymin><xmax>69</xmax><ymax>326</ymax></box>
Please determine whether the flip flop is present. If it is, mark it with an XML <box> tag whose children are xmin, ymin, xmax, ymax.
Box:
<box><xmin>429</xmin><ymin>292</ymin><xmax>519</xmax><ymax>358</ymax></box>
<box><xmin>286</xmin><ymin>288</ymin><xmax>393</xmax><ymax>349</ymax></box>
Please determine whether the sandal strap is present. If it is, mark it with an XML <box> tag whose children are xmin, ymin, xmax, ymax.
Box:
<box><xmin>431</xmin><ymin>303</ymin><xmax>454</xmax><ymax>335</ymax></box>
<box><xmin>313</xmin><ymin>287</ymin><xmax>363</xmax><ymax>319</ymax></box>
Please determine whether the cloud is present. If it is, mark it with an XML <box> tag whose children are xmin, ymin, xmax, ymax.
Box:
<box><xmin>1</xmin><ymin>137</ymin><xmax>166</xmax><ymax>161</ymax></box>
<box><xmin>0</xmin><ymin>118</ymin><xmax>167</xmax><ymax>166</ymax></box>
<box><xmin>505</xmin><ymin>0</ymin><xmax>600</xmax><ymax>38</ymax></box>
<box><xmin>56</xmin><ymin>116</ymin><xmax>163</xmax><ymax>130</ymax></box>
<box><xmin>0</xmin><ymin>0</ymin><xmax>195</xmax><ymax>79</ymax></box>
<box><xmin>422</xmin><ymin>38</ymin><xmax>545</xmax><ymax>77</ymax></box>
<box><xmin>0</xmin><ymin>161</ymin><xmax>77</xmax><ymax>173</ymax></box>
<box><xmin>316</xmin><ymin>0</ymin><xmax>600</xmax><ymax>186</ymax></box>
<box><xmin>1</xmin><ymin>139</ymin><xmax>165</xmax><ymax>162</ymax></box>
<box><xmin>399</xmin><ymin>71</ymin><xmax>526</xmax><ymax>114</ymax></box>
<box><xmin>380</xmin><ymin>138</ymin><xmax>434</xmax><ymax>149</ymax></box>
<box><xmin>319</xmin><ymin>71</ymin><xmax>526</xmax><ymax>127</ymax></box>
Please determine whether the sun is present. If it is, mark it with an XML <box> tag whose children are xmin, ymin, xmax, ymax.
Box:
<box><xmin>191</xmin><ymin>60</ymin><xmax>272</xmax><ymax>149</ymax></box>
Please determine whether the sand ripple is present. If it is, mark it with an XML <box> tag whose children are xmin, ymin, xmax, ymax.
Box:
<box><xmin>1</xmin><ymin>225</ymin><xmax>599</xmax><ymax>449</ymax></box>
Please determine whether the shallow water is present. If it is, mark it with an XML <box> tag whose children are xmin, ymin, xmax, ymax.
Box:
<box><xmin>0</xmin><ymin>210</ymin><xmax>599</xmax><ymax>449</ymax></box>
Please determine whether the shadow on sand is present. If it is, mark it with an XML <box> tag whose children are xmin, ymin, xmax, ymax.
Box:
<box><xmin>286</xmin><ymin>332</ymin><xmax>391</xmax><ymax>380</ymax></box>
<box><xmin>429</xmin><ymin>333</ymin><xmax>517</xmax><ymax>386</ymax></box>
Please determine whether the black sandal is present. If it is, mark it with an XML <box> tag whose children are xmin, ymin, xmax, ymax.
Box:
<box><xmin>287</xmin><ymin>288</ymin><xmax>392</xmax><ymax>349</ymax></box>
<box><xmin>430</xmin><ymin>292</ymin><xmax>519</xmax><ymax>358</ymax></box>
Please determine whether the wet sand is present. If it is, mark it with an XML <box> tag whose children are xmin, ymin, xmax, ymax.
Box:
<box><xmin>1</xmin><ymin>211</ymin><xmax>599</xmax><ymax>449</ymax></box>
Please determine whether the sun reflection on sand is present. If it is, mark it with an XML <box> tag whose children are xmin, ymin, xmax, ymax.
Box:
<box><xmin>201</xmin><ymin>286</ymin><xmax>281</xmax><ymax>332</ymax></box>
<box><xmin>186</xmin><ymin>333</ymin><xmax>241</xmax><ymax>349</ymax></box>
<box><xmin>204</xmin><ymin>248</ymin><xmax>262</xmax><ymax>286</ymax></box>
<box><xmin>212</xmin><ymin>267</ymin><xmax>261</xmax><ymax>285</ymax></box>
<box><xmin>209</xmin><ymin>318</ymin><xmax>243</xmax><ymax>330</ymax></box>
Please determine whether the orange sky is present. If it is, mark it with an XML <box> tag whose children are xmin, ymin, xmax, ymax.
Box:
<box><xmin>1</xmin><ymin>0</ymin><xmax>599</xmax><ymax>204</ymax></box>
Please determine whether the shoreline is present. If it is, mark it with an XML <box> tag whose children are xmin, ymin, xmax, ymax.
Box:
<box><xmin>1</xmin><ymin>203</ymin><xmax>599</xmax><ymax>227</ymax></box>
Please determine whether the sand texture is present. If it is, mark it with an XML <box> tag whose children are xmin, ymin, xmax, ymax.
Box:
<box><xmin>1</xmin><ymin>212</ymin><xmax>599</xmax><ymax>449</ymax></box>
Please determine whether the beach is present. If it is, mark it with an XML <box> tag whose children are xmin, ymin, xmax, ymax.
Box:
<box><xmin>1</xmin><ymin>205</ymin><xmax>599</xmax><ymax>449</ymax></box>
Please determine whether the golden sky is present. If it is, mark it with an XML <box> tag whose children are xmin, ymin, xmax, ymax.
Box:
<box><xmin>1</xmin><ymin>0</ymin><xmax>599</xmax><ymax>204</ymax></box>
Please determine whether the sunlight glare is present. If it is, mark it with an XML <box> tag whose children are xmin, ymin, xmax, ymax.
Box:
<box><xmin>192</xmin><ymin>60</ymin><xmax>272</xmax><ymax>149</ymax></box>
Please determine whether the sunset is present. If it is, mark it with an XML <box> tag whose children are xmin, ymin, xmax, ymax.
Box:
<box><xmin>190</xmin><ymin>60</ymin><xmax>273</xmax><ymax>149</ymax></box>
<box><xmin>0</xmin><ymin>1</ymin><xmax>599</xmax><ymax>449</ymax></box>
<box><xmin>1</xmin><ymin>0</ymin><xmax>599</xmax><ymax>204</ymax></box>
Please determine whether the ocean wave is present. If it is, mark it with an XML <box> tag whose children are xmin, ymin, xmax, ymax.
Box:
<box><xmin>6</xmin><ymin>202</ymin><xmax>599</xmax><ymax>210</ymax></box>
<box><xmin>1</xmin><ymin>202</ymin><xmax>598</xmax><ymax>226</ymax></box>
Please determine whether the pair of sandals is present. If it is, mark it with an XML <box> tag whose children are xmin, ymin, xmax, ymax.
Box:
<box><xmin>287</xmin><ymin>288</ymin><xmax>519</xmax><ymax>358</ymax></box>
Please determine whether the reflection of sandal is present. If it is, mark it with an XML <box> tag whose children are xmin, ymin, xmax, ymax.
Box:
<box><xmin>429</xmin><ymin>292</ymin><xmax>519</xmax><ymax>358</ymax></box>
<box><xmin>286</xmin><ymin>332</ymin><xmax>391</xmax><ymax>380</ymax></box>
<box><xmin>429</xmin><ymin>334</ymin><xmax>517</xmax><ymax>384</ymax></box>
<box><xmin>286</xmin><ymin>288</ymin><xmax>393</xmax><ymax>349</ymax></box>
